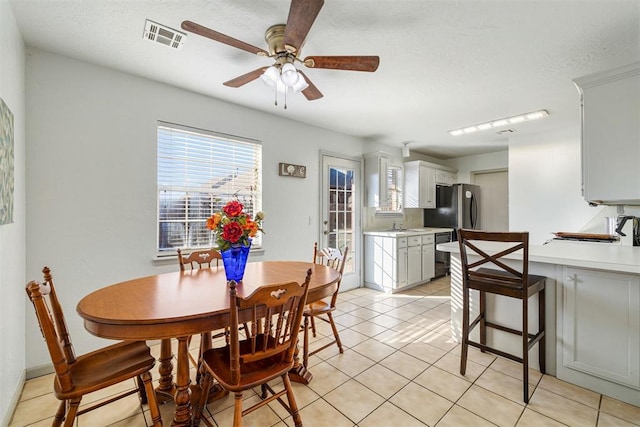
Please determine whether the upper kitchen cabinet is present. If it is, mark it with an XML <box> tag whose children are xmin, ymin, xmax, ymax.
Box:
<box><xmin>434</xmin><ymin>170</ymin><xmax>457</xmax><ymax>186</ymax></box>
<box><xmin>404</xmin><ymin>160</ymin><xmax>457</xmax><ymax>208</ymax></box>
<box><xmin>573</xmin><ymin>62</ymin><xmax>640</xmax><ymax>205</ymax></box>
<box><xmin>364</xmin><ymin>152</ymin><xmax>403</xmax><ymax>212</ymax></box>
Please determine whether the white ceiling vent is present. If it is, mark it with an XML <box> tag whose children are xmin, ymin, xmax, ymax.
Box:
<box><xmin>496</xmin><ymin>128</ymin><xmax>516</xmax><ymax>135</ymax></box>
<box><xmin>143</xmin><ymin>20</ymin><xmax>185</xmax><ymax>49</ymax></box>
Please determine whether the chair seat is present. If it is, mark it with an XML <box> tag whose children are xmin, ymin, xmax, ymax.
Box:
<box><xmin>54</xmin><ymin>341</ymin><xmax>156</xmax><ymax>399</ymax></box>
<box><xmin>202</xmin><ymin>335</ymin><xmax>293</xmax><ymax>392</ymax></box>
<box><xmin>304</xmin><ymin>300</ymin><xmax>334</xmax><ymax>316</ymax></box>
<box><xmin>470</xmin><ymin>268</ymin><xmax>546</xmax><ymax>297</ymax></box>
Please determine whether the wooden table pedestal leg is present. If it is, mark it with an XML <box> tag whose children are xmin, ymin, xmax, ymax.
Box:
<box><xmin>172</xmin><ymin>336</ymin><xmax>192</xmax><ymax>426</ymax></box>
<box><xmin>288</xmin><ymin>338</ymin><xmax>313</xmax><ymax>384</ymax></box>
<box><xmin>156</xmin><ymin>338</ymin><xmax>176</xmax><ymax>404</ymax></box>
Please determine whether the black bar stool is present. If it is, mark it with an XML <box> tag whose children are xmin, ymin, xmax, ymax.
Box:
<box><xmin>458</xmin><ymin>229</ymin><xmax>546</xmax><ymax>403</ymax></box>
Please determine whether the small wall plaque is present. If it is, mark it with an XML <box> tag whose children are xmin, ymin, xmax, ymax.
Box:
<box><xmin>279</xmin><ymin>162</ymin><xmax>306</xmax><ymax>178</ymax></box>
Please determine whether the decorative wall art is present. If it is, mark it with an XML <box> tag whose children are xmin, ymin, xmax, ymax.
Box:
<box><xmin>0</xmin><ymin>97</ymin><xmax>14</xmax><ymax>225</ymax></box>
<box><xmin>278</xmin><ymin>162</ymin><xmax>306</xmax><ymax>178</ymax></box>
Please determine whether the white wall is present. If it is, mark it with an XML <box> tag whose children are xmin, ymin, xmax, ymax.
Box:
<box><xmin>445</xmin><ymin>150</ymin><xmax>508</xmax><ymax>183</ymax></box>
<box><xmin>25</xmin><ymin>49</ymin><xmax>366</xmax><ymax>370</ymax></box>
<box><xmin>509</xmin><ymin>126</ymin><xmax>602</xmax><ymax>244</ymax></box>
<box><xmin>0</xmin><ymin>1</ymin><xmax>26</xmax><ymax>424</ymax></box>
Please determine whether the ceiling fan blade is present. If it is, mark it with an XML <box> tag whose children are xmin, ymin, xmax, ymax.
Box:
<box><xmin>303</xmin><ymin>56</ymin><xmax>380</xmax><ymax>72</ymax></box>
<box><xmin>223</xmin><ymin>67</ymin><xmax>268</xmax><ymax>88</ymax></box>
<box><xmin>282</xmin><ymin>0</ymin><xmax>324</xmax><ymax>53</ymax></box>
<box><xmin>298</xmin><ymin>70</ymin><xmax>323</xmax><ymax>100</ymax></box>
<box><xmin>181</xmin><ymin>20</ymin><xmax>269</xmax><ymax>56</ymax></box>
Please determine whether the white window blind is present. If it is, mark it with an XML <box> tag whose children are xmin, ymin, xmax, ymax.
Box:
<box><xmin>378</xmin><ymin>164</ymin><xmax>403</xmax><ymax>213</ymax></box>
<box><xmin>157</xmin><ymin>122</ymin><xmax>262</xmax><ymax>253</ymax></box>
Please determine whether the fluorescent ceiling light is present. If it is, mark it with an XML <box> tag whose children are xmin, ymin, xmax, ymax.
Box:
<box><xmin>448</xmin><ymin>109</ymin><xmax>549</xmax><ymax>136</ymax></box>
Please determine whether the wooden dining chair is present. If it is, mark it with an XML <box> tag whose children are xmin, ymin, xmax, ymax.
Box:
<box><xmin>192</xmin><ymin>269</ymin><xmax>312</xmax><ymax>427</ymax></box>
<box><xmin>25</xmin><ymin>266</ymin><xmax>162</xmax><ymax>427</ymax></box>
<box><xmin>458</xmin><ymin>229</ymin><xmax>546</xmax><ymax>403</ymax></box>
<box><xmin>177</xmin><ymin>247</ymin><xmax>222</xmax><ymax>271</ymax></box>
<box><xmin>302</xmin><ymin>244</ymin><xmax>348</xmax><ymax>368</ymax></box>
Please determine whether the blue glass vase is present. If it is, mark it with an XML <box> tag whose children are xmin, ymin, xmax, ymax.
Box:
<box><xmin>221</xmin><ymin>240</ymin><xmax>251</xmax><ymax>282</ymax></box>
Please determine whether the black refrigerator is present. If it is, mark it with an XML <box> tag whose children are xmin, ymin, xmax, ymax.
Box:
<box><xmin>423</xmin><ymin>183</ymin><xmax>481</xmax><ymax>241</ymax></box>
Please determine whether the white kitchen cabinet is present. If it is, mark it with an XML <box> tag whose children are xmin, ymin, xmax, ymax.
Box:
<box><xmin>404</xmin><ymin>161</ymin><xmax>435</xmax><ymax>208</ymax></box>
<box><xmin>558</xmin><ymin>267</ymin><xmax>640</xmax><ymax>395</ymax></box>
<box><xmin>421</xmin><ymin>234</ymin><xmax>435</xmax><ymax>282</ymax></box>
<box><xmin>407</xmin><ymin>236</ymin><xmax>422</xmax><ymax>285</ymax></box>
<box><xmin>405</xmin><ymin>160</ymin><xmax>458</xmax><ymax>208</ymax></box>
<box><xmin>363</xmin><ymin>235</ymin><xmax>406</xmax><ymax>291</ymax></box>
<box><xmin>434</xmin><ymin>170</ymin><xmax>457</xmax><ymax>185</ymax></box>
<box><xmin>364</xmin><ymin>232</ymin><xmax>438</xmax><ymax>293</ymax></box>
<box><xmin>397</xmin><ymin>238</ymin><xmax>408</xmax><ymax>289</ymax></box>
<box><xmin>573</xmin><ymin>62</ymin><xmax>640</xmax><ymax>205</ymax></box>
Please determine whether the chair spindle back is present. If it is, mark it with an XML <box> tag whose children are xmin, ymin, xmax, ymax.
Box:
<box><xmin>227</xmin><ymin>269</ymin><xmax>312</xmax><ymax>385</ymax></box>
<box><xmin>26</xmin><ymin>269</ymin><xmax>76</xmax><ymax>393</ymax></box>
<box><xmin>177</xmin><ymin>248</ymin><xmax>222</xmax><ymax>271</ymax></box>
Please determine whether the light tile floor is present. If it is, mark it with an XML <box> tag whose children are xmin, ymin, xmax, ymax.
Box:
<box><xmin>10</xmin><ymin>277</ymin><xmax>640</xmax><ymax>426</ymax></box>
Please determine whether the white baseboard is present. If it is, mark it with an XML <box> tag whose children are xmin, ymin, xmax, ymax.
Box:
<box><xmin>1</xmin><ymin>369</ymin><xmax>26</xmax><ymax>427</ymax></box>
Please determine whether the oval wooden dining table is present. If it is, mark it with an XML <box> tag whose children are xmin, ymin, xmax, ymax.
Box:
<box><xmin>76</xmin><ymin>260</ymin><xmax>340</xmax><ymax>426</ymax></box>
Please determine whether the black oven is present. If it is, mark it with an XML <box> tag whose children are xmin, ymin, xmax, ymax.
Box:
<box><xmin>434</xmin><ymin>232</ymin><xmax>452</xmax><ymax>278</ymax></box>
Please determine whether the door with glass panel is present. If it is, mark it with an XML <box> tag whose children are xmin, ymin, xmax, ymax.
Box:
<box><xmin>320</xmin><ymin>154</ymin><xmax>361</xmax><ymax>291</ymax></box>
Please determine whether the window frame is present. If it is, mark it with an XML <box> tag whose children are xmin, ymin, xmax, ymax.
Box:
<box><xmin>375</xmin><ymin>162</ymin><xmax>404</xmax><ymax>216</ymax></box>
<box><xmin>156</xmin><ymin>121</ymin><xmax>262</xmax><ymax>255</ymax></box>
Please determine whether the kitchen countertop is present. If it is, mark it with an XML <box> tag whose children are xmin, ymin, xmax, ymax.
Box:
<box><xmin>363</xmin><ymin>228</ymin><xmax>454</xmax><ymax>237</ymax></box>
<box><xmin>437</xmin><ymin>239</ymin><xmax>640</xmax><ymax>274</ymax></box>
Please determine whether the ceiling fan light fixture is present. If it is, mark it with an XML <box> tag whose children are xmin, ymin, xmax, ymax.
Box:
<box><xmin>281</xmin><ymin>63</ymin><xmax>300</xmax><ymax>86</ymax></box>
<box><xmin>290</xmin><ymin>74</ymin><xmax>309</xmax><ymax>93</ymax></box>
<box><xmin>260</xmin><ymin>65</ymin><xmax>280</xmax><ymax>87</ymax></box>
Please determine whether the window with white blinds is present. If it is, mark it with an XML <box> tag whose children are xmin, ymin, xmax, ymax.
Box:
<box><xmin>388</xmin><ymin>164</ymin><xmax>403</xmax><ymax>212</ymax></box>
<box><xmin>378</xmin><ymin>164</ymin><xmax>403</xmax><ymax>213</ymax></box>
<box><xmin>157</xmin><ymin>122</ymin><xmax>262</xmax><ymax>253</ymax></box>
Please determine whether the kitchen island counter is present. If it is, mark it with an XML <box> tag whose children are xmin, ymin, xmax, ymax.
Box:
<box><xmin>437</xmin><ymin>239</ymin><xmax>640</xmax><ymax>274</ymax></box>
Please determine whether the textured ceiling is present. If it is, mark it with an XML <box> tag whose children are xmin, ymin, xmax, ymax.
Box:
<box><xmin>10</xmin><ymin>0</ymin><xmax>640</xmax><ymax>159</ymax></box>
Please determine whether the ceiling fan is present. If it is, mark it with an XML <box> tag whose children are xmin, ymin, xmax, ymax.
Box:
<box><xmin>181</xmin><ymin>0</ymin><xmax>380</xmax><ymax>102</ymax></box>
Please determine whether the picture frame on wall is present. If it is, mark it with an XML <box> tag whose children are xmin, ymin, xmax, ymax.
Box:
<box><xmin>0</xmin><ymin>97</ymin><xmax>14</xmax><ymax>225</ymax></box>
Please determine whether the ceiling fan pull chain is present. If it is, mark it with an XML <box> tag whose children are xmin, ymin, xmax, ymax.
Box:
<box><xmin>284</xmin><ymin>87</ymin><xmax>288</xmax><ymax>110</ymax></box>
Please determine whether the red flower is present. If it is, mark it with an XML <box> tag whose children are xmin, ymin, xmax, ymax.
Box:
<box><xmin>221</xmin><ymin>221</ymin><xmax>244</xmax><ymax>244</ymax></box>
<box><xmin>223</xmin><ymin>200</ymin><xmax>244</xmax><ymax>217</ymax></box>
